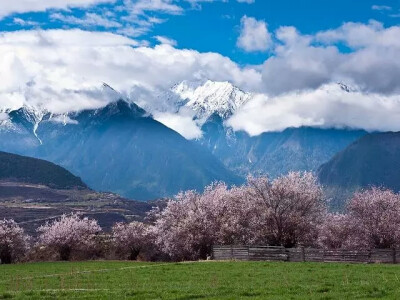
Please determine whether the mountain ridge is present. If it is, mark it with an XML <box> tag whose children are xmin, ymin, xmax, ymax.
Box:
<box><xmin>0</xmin><ymin>97</ymin><xmax>242</xmax><ymax>200</ymax></box>
<box><xmin>318</xmin><ymin>131</ymin><xmax>400</xmax><ymax>191</ymax></box>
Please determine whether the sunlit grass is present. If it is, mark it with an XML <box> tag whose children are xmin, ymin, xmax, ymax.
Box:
<box><xmin>1</xmin><ymin>260</ymin><xmax>400</xmax><ymax>299</ymax></box>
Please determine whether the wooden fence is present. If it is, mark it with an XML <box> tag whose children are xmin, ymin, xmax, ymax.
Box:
<box><xmin>212</xmin><ymin>245</ymin><xmax>399</xmax><ymax>264</ymax></box>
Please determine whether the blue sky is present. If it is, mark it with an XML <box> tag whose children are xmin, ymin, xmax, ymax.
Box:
<box><xmin>1</xmin><ymin>0</ymin><xmax>399</xmax><ymax>65</ymax></box>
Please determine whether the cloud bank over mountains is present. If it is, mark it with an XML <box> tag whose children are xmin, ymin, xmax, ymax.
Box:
<box><xmin>1</xmin><ymin>18</ymin><xmax>400</xmax><ymax>138</ymax></box>
<box><xmin>228</xmin><ymin>83</ymin><xmax>400</xmax><ymax>136</ymax></box>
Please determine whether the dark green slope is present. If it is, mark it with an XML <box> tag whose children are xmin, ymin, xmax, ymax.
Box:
<box><xmin>318</xmin><ymin>132</ymin><xmax>400</xmax><ymax>191</ymax></box>
<box><xmin>0</xmin><ymin>151</ymin><xmax>86</xmax><ymax>189</ymax></box>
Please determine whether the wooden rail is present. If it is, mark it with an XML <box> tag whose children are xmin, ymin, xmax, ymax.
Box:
<box><xmin>212</xmin><ymin>246</ymin><xmax>399</xmax><ymax>264</ymax></box>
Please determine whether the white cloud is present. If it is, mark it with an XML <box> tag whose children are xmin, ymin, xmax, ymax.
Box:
<box><xmin>260</xmin><ymin>21</ymin><xmax>400</xmax><ymax>96</ymax></box>
<box><xmin>153</xmin><ymin>110</ymin><xmax>202</xmax><ymax>139</ymax></box>
<box><xmin>227</xmin><ymin>83</ymin><xmax>400</xmax><ymax>135</ymax></box>
<box><xmin>0</xmin><ymin>0</ymin><xmax>115</xmax><ymax>19</ymax></box>
<box><xmin>50</xmin><ymin>12</ymin><xmax>122</xmax><ymax>28</ymax></box>
<box><xmin>125</xmin><ymin>0</ymin><xmax>183</xmax><ymax>15</ymax></box>
<box><xmin>13</xmin><ymin>18</ymin><xmax>40</xmax><ymax>27</ymax></box>
<box><xmin>237</xmin><ymin>16</ymin><xmax>272</xmax><ymax>52</ymax></box>
<box><xmin>0</xmin><ymin>112</ymin><xmax>9</xmax><ymax>122</ymax></box>
<box><xmin>154</xmin><ymin>35</ymin><xmax>177</xmax><ymax>46</ymax></box>
<box><xmin>372</xmin><ymin>5</ymin><xmax>392</xmax><ymax>11</ymax></box>
<box><xmin>237</xmin><ymin>0</ymin><xmax>255</xmax><ymax>3</ymax></box>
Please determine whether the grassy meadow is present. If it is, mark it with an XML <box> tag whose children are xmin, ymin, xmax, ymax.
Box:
<box><xmin>1</xmin><ymin>261</ymin><xmax>400</xmax><ymax>299</ymax></box>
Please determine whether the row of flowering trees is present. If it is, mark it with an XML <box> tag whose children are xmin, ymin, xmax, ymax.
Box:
<box><xmin>2</xmin><ymin>172</ymin><xmax>400</xmax><ymax>263</ymax></box>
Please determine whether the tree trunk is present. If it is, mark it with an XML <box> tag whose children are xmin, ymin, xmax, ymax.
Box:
<box><xmin>129</xmin><ymin>248</ymin><xmax>140</xmax><ymax>260</ymax></box>
<box><xmin>60</xmin><ymin>246</ymin><xmax>71</xmax><ymax>261</ymax></box>
<box><xmin>0</xmin><ymin>246</ymin><xmax>12</xmax><ymax>264</ymax></box>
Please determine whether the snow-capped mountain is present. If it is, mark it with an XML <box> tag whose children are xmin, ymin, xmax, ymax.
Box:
<box><xmin>172</xmin><ymin>80</ymin><xmax>253</xmax><ymax>122</ymax></box>
<box><xmin>0</xmin><ymin>97</ymin><xmax>241</xmax><ymax>200</ymax></box>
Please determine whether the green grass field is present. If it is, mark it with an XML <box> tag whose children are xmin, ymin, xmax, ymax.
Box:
<box><xmin>1</xmin><ymin>261</ymin><xmax>400</xmax><ymax>299</ymax></box>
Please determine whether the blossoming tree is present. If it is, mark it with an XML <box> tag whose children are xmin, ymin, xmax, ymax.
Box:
<box><xmin>0</xmin><ymin>219</ymin><xmax>30</xmax><ymax>264</ymax></box>
<box><xmin>112</xmin><ymin>221</ymin><xmax>152</xmax><ymax>260</ymax></box>
<box><xmin>347</xmin><ymin>187</ymin><xmax>400</xmax><ymax>249</ymax></box>
<box><xmin>317</xmin><ymin>213</ymin><xmax>352</xmax><ymax>249</ymax></box>
<box><xmin>153</xmin><ymin>172</ymin><xmax>326</xmax><ymax>260</ymax></box>
<box><xmin>247</xmin><ymin>172</ymin><xmax>326</xmax><ymax>247</ymax></box>
<box><xmin>37</xmin><ymin>214</ymin><xmax>101</xmax><ymax>261</ymax></box>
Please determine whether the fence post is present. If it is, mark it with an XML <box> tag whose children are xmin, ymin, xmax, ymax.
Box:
<box><xmin>392</xmin><ymin>248</ymin><xmax>397</xmax><ymax>264</ymax></box>
<box><xmin>230</xmin><ymin>245</ymin><xmax>233</xmax><ymax>260</ymax></box>
<box><xmin>300</xmin><ymin>246</ymin><xmax>305</xmax><ymax>262</ymax></box>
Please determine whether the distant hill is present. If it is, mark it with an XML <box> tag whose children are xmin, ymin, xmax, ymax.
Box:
<box><xmin>318</xmin><ymin>132</ymin><xmax>400</xmax><ymax>192</ymax></box>
<box><xmin>0</xmin><ymin>151</ymin><xmax>86</xmax><ymax>189</ymax></box>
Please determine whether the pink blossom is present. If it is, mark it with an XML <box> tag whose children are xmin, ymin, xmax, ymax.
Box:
<box><xmin>37</xmin><ymin>214</ymin><xmax>101</xmax><ymax>261</ymax></box>
<box><xmin>347</xmin><ymin>187</ymin><xmax>400</xmax><ymax>249</ymax></box>
<box><xmin>247</xmin><ymin>172</ymin><xmax>326</xmax><ymax>247</ymax></box>
<box><xmin>0</xmin><ymin>219</ymin><xmax>30</xmax><ymax>264</ymax></box>
<box><xmin>318</xmin><ymin>213</ymin><xmax>352</xmax><ymax>249</ymax></box>
<box><xmin>112</xmin><ymin>221</ymin><xmax>152</xmax><ymax>260</ymax></box>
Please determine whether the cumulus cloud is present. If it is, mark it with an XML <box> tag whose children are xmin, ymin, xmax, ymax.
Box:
<box><xmin>227</xmin><ymin>83</ymin><xmax>400</xmax><ymax>135</ymax></box>
<box><xmin>260</xmin><ymin>21</ymin><xmax>400</xmax><ymax>96</ymax></box>
<box><xmin>0</xmin><ymin>0</ymin><xmax>115</xmax><ymax>19</ymax></box>
<box><xmin>237</xmin><ymin>16</ymin><xmax>272</xmax><ymax>52</ymax></box>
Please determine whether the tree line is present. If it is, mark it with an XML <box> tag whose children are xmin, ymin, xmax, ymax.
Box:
<box><xmin>1</xmin><ymin>172</ymin><xmax>400</xmax><ymax>263</ymax></box>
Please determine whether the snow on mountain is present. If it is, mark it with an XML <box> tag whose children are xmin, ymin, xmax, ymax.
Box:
<box><xmin>337</xmin><ymin>82</ymin><xmax>358</xmax><ymax>93</ymax></box>
<box><xmin>13</xmin><ymin>105</ymin><xmax>47</xmax><ymax>144</ymax></box>
<box><xmin>172</xmin><ymin>80</ymin><xmax>253</xmax><ymax>122</ymax></box>
<box><xmin>0</xmin><ymin>110</ymin><xmax>13</xmax><ymax>131</ymax></box>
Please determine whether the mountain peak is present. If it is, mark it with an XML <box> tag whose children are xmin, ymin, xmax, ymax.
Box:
<box><xmin>336</xmin><ymin>82</ymin><xmax>358</xmax><ymax>93</ymax></box>
<box><xmin>172</xmin><ymin>80</ymin><xmax>252</xmax><ymax>121</ymax></box>
<box><xmin>76</xmin><ymin>99</ymin><xmax>147</xmax><ymax>122</ymax></box>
